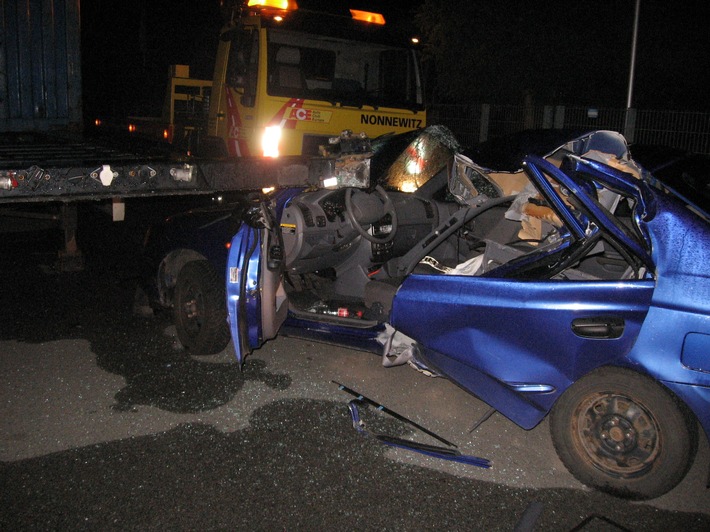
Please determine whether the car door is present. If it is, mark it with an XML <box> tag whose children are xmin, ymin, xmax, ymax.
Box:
<box><xmin>392</xmin><ymin>275</ymin><xmax>655</xmax><ymax>429</ymax></box>
<box><xmin>390</xmin><ymin>155</ymin><xmax>658</xmax><ymax>429</ymax></box>
<box><xmin>226</xmin><ymin>201</ymin><xmax>289</xmax><ymax>365</ymax></box>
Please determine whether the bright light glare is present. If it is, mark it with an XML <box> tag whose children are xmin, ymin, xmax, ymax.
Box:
<box><xmin>322</xmin><ymin>177</ymin><xmax>339</xmax><ymax>188</ymax></box>
<box><xmin>350</xmin><ymin>9</ymin><xmax>385</xmax><ymax>25</ymax></box>
<box><xmin>262</xmin><ymin>126</ymin><xmax>282</xmax><ymax>158</ymax></box>
<box><xmin>248</xmin><ymin>0</ymin><xmax>294</xmax><ymax>9</ymax></box>
<box><xmin>262</xmin><ymin>186</ymin><xmax>276</xmax><ymax>194</ymax></box>
<box><xmin>400</xmin><ymin>181</ymin><xmax>417</xmax><ymax>193</ymax></box>
<box><xmin>406</xmin><ymin>159</ymin><xmax>422</xmax><ymax>175</ymax></box>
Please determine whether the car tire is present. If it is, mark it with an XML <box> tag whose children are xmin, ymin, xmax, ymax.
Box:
<box><xmin>550</xmin><ymin>366</ymin><xmax>698</xmax><ymax>500</ymax></box>
<box><xmin>173</xmin><ymin>260</ymin><xmax>230</xmax><ymax>355</ymax></box>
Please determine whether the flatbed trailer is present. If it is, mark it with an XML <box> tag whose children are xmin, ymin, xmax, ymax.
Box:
<box><xmin>0</xmin><ymin>131</ymin><xmax>308</xmax><ymax>270</ymax></box>
<box><xmin>0</xmin><ymin>131</ymin><xmax>307</xmax><ymax>203</ymax></box>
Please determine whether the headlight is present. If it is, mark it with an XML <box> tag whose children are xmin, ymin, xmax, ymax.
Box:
<box><xmin>262</xmin><ymin>125</ymin><xmax>282</xmax><ymax>158</ymax></box>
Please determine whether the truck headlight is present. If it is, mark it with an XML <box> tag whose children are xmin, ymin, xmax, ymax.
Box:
<box><xmin>262</xmin><ymin>125</ymin><xmax>282</xmax><ymax>158</ymax></box>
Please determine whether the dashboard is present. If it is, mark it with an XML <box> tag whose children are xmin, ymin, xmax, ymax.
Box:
<box><xmin>280</xmin><ymin>188</ymin><xmax>441</xmax><ymax>274</ymax></box>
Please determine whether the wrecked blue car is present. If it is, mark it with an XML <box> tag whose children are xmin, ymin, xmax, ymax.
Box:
<box><xmin>144</xmin><ymin>127</ymin><xmax>710</xmax><ymax>500</ymax></box>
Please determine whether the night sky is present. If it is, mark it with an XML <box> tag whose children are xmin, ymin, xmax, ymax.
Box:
<box><xmin>80</xmin><ymin>0</ymin><xmax>710</xmax><ymax>120</ymax></box>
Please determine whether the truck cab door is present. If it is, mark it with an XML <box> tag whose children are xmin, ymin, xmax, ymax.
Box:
<box><xmin>210</xmin><ymin>25</ymin><xmax>259</xmax><ymax>156</ymax></box>
<box><xmin>226</xmin><ymin>203</ymin><xmax>288</xmax><ymax>365</ymax></box>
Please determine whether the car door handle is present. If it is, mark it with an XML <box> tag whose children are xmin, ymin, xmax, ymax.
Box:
<box><xmin>571</xmin><ymin>316</ymin><xmax>625</xmax><ymax>339</ymax></box>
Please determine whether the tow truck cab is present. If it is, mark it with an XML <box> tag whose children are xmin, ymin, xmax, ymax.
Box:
<box><xmin>205</xmin><ymin>0</ymin><xmax>426</xmax><ymax>158</ymax></box>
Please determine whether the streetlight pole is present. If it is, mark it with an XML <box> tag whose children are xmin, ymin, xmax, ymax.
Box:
<box><xmin>626</xmin><ymin>0</ymin><xmax>641</xmax><ymax>108</ymax></box>
<box><xmin>625</xmin><ymin>0</ymin><xmax>641</xmax><ymax>140</ymax></box>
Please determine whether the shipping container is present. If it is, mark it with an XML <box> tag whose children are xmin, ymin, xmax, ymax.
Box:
<box><xmin>0</xmin><ymin>0</ymin><xmax>82</xmax><ymax>131</ymax></box>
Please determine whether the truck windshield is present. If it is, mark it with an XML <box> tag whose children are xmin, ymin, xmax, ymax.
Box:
<box><xmin>266</xmin><ymin>28</ymin><xmax>423</xmax><ymax>110</ymax></box>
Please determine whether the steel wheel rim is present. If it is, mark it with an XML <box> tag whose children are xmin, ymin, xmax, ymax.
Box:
<box><xmin>573</xmin><ymin>391</ymin><xmax>661</xmax><ymax>478</ymax></box>
<box><xmin>181</xmin><ymin>282</ymin><xmax>204</xmax><ymax>336</ymax></box>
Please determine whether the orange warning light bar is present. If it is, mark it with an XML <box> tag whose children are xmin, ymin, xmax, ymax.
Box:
<box><xmin>350</xmin><ymin>9</ymin><xmax>385</xmax><ymax>25</ymax></box>
<box><xmin>247</xmin><ymin>0</ymin><xmax>298</xmax><ymax>10</ymax></box>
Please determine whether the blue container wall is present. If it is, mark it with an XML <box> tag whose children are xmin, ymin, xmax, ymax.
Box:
<box><xmin>1</xmin><ymin>0</ymin><xmax>82</xmax><ymax>132</ymax></box>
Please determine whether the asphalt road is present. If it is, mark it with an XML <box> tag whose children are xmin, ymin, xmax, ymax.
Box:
<box><xmin>1</xmin><ymin>205</ymin><xmax>709</xmax><ymax>530</ymax></box>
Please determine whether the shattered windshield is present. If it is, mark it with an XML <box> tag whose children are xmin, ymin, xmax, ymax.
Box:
<box><xmin>371</xmin><ymin>125</ymin><xmax>460</xmax><ymax>193</ymax></box>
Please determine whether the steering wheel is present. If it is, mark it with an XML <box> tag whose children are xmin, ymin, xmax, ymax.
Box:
<box><xmin>344</xmin><ymin>185</ymin><xmax>398</xmax><ymax>243</ymax></box>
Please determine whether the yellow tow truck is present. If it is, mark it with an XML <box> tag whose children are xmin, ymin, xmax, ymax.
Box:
<box><xmin>127</xmin><ymin>0</ymin><xmax>427</xmax><ymax>158</ymax></box>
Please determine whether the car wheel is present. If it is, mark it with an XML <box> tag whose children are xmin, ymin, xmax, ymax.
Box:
<box><xmin>550</xmin><ymin>366</ymin><xmax>698</xmax><ymax>500</ymax></box>
<box><xmin>173</xmin><ymin>260</ymin><xmax>230</xmax><ymax>355</ymax></box>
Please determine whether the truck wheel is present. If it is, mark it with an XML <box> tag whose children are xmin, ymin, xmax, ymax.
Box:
<box><xmin>174</xmin><ymin>260</ymin><xmax>230</xmax><ymax>355</ymax></box>
<box><xmin>550</xmin><ymin>366</ymin><xmax>697</xmax><ymax>500</ymax></box>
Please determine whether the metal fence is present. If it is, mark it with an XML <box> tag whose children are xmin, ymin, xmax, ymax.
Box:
<box><xmin>430</xmin><ymin>103</ymin><xmax>710</xmax><ymax>155</ymax></box>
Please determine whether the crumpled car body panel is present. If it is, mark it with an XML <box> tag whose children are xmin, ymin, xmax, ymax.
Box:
<box><xmin>391</xmin><ymin>275</ymin><xmax>655</xmax><ymax>429</ymax></box>
<box><xmin>223</xmin><ymin>128</ymin><xmax>710</xmax><ymax>444</ymax></box>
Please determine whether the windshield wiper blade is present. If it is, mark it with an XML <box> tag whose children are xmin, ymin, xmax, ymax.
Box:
<box><xmin>334</xmin><ymin>381</ymin><xmax>491</xmax><ymax>468</ymax></box>
<box><xmin>334</xmin><ymin>381</ymin><xmax>455</xmax><ymax>446</ymax></box>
